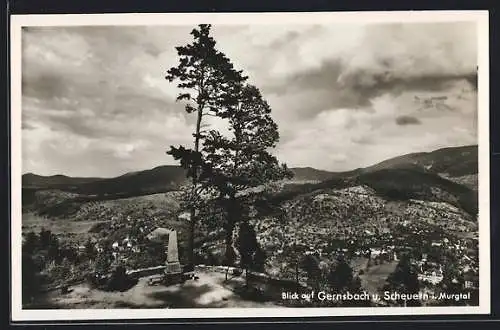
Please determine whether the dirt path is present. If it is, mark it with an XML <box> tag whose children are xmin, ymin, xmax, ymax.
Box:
<box><xmin>41</xmin><ymin>271</ymin><xmax>281</xmax><ymax>309</ymax></box>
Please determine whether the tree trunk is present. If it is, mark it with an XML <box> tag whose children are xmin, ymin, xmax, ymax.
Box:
<box><xmin>296</xmin><ymin>260</ymin><xmax>299</xmax><ymax>289</ymax></box>
<box><xmin>189</xmin><ymin>208</ymin><xmax>195</xmax><ymax>267</ymax></box>
<box><xmin>224</xmin><ymin>222</ymin><xmax>235</xmax><ymax>281</ymax></box>
<box><xmin>187</xmin><ymin>98</ymin><xmax>203</xmax><ymax>267</ymax></box>
<box><xmin>224</xmin><ymin>195</ymin><xmax>238</xmax><ymax>281</ymax></box>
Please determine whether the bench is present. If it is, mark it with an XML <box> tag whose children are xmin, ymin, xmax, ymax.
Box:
<box><xmin>147</xmin><ymin>275</ymin><xmax>164</xmax><ymax>286</ymax></box>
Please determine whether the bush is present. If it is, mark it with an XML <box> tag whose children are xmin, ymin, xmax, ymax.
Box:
<box><xmin>106</xmin><ymin>266</ymin><xmax>137</xmax><ymax>292</ymax></box>
<box><xmin>22</xmin><ymin>253</ymin><xmax>40</xmax><ymax>304</ymax></box>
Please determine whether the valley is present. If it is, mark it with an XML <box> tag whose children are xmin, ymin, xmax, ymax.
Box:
<box><xmin>20</xmin><ymin>145</ymin><xmax>480</xmax><ymax>308</ymax></box>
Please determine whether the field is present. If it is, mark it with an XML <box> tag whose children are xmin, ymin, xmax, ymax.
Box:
<box><xmin>358</xmin><ymin>260</ymin><xmax>399</xmax><ymax>294</ymax></box>
<box><xmin>22</xmin><ymin>212</ymin><xmax>110</xmax><ymax>237</ymax></box>
<box><xmin>349</xmin><ymin>257</ymin><xmax>399</xmax><ymax>294</ymax></box>
<box><xmin>22</xmin><ymin>191</ymin><xmax>183</xmax><ymax>240</ymax></box>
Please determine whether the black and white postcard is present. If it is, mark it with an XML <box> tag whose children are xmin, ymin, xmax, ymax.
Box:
<box><xmin>10</xmin><ymin>11</ymin><xmax>490</xmax><ymax>321</ymax></box>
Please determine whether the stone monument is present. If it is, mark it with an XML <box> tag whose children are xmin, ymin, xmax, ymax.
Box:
<box><xmin>165</xmin><ymin>230</ymin><xmax>182</xmax><ymax>278</ymax></box>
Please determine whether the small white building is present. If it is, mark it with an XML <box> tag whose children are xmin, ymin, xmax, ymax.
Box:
<box><xmin>178</xmin><ymin>212</ymin><xmax>191</xmax><ymax>221</ymax></box>
<box><xmin>95</xmin><ymin>243</ymin><xmax>104</xmax><ymax>253</ymax></box>
<box><xmin>418</xmin><ymin>270</ymin><xmax>444</xmax><ymax>285</ymax></box>
<box><xmin>370</xmin><ymin>248</ymin><xmax>382</xmax><ymax>257</ymax></box>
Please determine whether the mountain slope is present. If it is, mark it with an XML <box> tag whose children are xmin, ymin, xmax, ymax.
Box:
<box><xmin>22</xmin><ymin>166</ymin><xmax>188</xmax><ymax>198</ymax></box>
<box><xmin>362</xmin><ymin>145</ymin><xmax>478</xmax><ymax>178</ymax></box>
<box><xmin>22</xmin><ymin>173</ymin><xmax>102</xmax><ymax>188</ymax></box>
<box><xmin>355</xmin><ymin>168</ymin><xmax>477</xmax><ymax>216</ymax></box>
<box><xmin>21</xmin><ymin>145</ymin><xmax>478</xmax><ymax>216</ymax></box>
<box><xmin>75</xmin><ymin>165</ymin><xmax>187</xmax><ymax>196</ymax></box>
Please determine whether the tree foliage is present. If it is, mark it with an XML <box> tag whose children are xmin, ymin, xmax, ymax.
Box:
<box><xmin>165</xmin><ymin>24</ymin><xmax>293</xmax><ymax>267</ymax></box>
<box><xmin>383</xmin><ymin>254</ymin><xmax>421</xmax><ymax>306</ymax></box>
<box><xmin>327</xmin><ymin>256</ymin><xmax>355</xmax><ymax>292</ymax></box>
<box><xmin>22</xmin><ymin>253</ymin><xmax>39</xmax><ymax>304</ymax></box>
<box><xmin>236</xmin><ymin>221</ymin><xmax>266</xmax><ymax>285</ymax></box>
<box><xmin>94</xmin><ymin>252</ymin><xmax>112</xmax><ymax>276</ymax></box>
<box><xmin>23</xmin><ymin>231</ymin><xmax>39</xmax><ymax>255</ymax></box>
<box><xmin>165</xmin><ymin>24</ymin><xmax>249</xmax><ymax>265</ymax></box>
<box><xmin>300</xmin><ymin>254</ymin><xmax>322</xmax><ymax>289</ymax></box>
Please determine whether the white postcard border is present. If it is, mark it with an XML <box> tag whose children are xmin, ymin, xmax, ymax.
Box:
<box><xmin>10</xmin><ymin>11</ymin><xmax>491</xmax><ymax>321</ymax></box>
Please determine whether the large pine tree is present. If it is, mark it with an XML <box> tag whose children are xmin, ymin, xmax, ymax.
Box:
<box><xmin>165</xmin><ymin>24</ymin><xmax>247</xmax><ymax>266</ymax></box>
<box><xmin>166</xmin><ymin>24</ymin><xmax>292</xmax><ymax>269</ymax></box>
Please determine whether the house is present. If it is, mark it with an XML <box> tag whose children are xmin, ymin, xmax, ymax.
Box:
<box><xmin>418</xmin><ymin>269</ymin><xmax>444</xmax><ymax>285</ymax></box>
<box><xmin>417</xmin><ymin>263</ymin><xmax>443</xmax><ymax>285</ymax></box>
<box><xmin>370</xmin><ymin>248</ymin><xmax>382</xmax><ymax>257</ymax></box>
<box><xmin>463</xmin><ymin>270</ymin><xmax>479</xmax><ymax>289</ymax></box>
<box><xmin>122</xmin><ymin>237</ymin><xmax>133</xmax><ymax>249</ymax></box>
<box><xmin>95</xmin><ymin>243</ymin><xmax>104</xmax><ymax>253</ymax></box>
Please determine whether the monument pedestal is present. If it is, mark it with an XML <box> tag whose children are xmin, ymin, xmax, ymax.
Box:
<box><xmin>165</xmin><ymin>261</ymin><xmax>181</xmax><ymax>274</ymax></box>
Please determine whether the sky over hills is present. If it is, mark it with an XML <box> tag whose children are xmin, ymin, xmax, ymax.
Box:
<box><xmin>21</xmin><ymin>22</ymin><xmax>478</xmax><ymax>177</ymax></box>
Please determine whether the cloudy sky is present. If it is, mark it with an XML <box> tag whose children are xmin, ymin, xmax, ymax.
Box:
<box><xmin>21</xmin><ymin>22</ymin><xmax>478</xmax><ymax>177</ymax></box>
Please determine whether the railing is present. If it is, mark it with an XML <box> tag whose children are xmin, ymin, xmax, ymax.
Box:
<box><xmin>195</xmin><ymin>265</ymin><xmax>308</xmax><ymax>290</ymax></box>
<box><xmin>126</xmin><ymin>265</ymin><xmax>166</xmax><ymax>277</ymax></box>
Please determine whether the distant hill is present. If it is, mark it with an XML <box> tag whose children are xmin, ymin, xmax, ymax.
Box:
<box><xmin>287</xmin><ymin>145</ymin><xmax>477</xmax><ymax>182</ymax></box>
<box><xmin>22</xmin><ymin>173</ymin><xmax>102</xmax><ymax>188</ymax></box>
<box><xmin>75</xmin><ymin>165</ymin><xmax>187</xmax><ymax>196</ymax></box>
<box><xmin>23</xmin><ymin>165</ymin><xmax>342</xmax><ymax>197</ymax></box>
<box><xmin>289</xmin><ymin>167</ymin><xmax>336</xmax><ymax>181</ymax></box>
<box><xmin>272</xmin><ymin>145</ymin><xmax>479</xmax><ymax>217</ymax></box>
<box><xmin>22</xmin><ymin>145</ymin><xmax>478</xmax><ymax>211</ymax></box>
<box><xmin>355</xmin><ymin>168</ymin><xmax>477</xmax><ymax>216</ymax></box>
<box><xmin>361</xmin><ymin>145</ymin><xmax>478</xmax><ymax>178</ymax></box>
<box><xmin>22</xmin><ymin>165</ymin><xmax>187</xmax><ymax>199</ymax></box>
<box><xmin>272</xmin><ymin>166</ymin><xmax>477</xmax><ymax>217</ymax></box>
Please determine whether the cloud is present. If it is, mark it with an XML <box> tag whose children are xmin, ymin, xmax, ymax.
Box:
<box><xmin>20</xmin><ymin>22</ymin><xmax>478</xmax><ymax>176</ymax></box>
<box><xmin>274</xmin><ymin>80</ymin><xmax>477</xmax><ymax>171</ymax></box>
<box><xmin>21</xmin><ymin>26</ymin><xmax>201</xmax><ymax>176</ymax></box>
<box><xmin>395</xmin><ymin>115</ymin><xmax>422</xmax><ymax>126</ymax></box>
<box><xmin>258</xmin><ymin>22</ymin><xmax>477</xmax><ymax>123</ymax></box>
